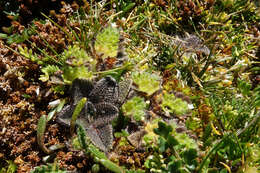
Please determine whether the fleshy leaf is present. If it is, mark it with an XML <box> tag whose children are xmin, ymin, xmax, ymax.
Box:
<box><xmin>57</xmin><ymin>76</ymin><xmax>120</xmax><ymax>151</ymax></box>
<box><xmin>89</xmin><ymin>76</ymin><xmax>119</xmax><ymax>105</ymax></box>
<box><xmin>118</xmin><ymin>78</ymin><xmax>132</xmax><ymax>106</ymax></box>
<box><xmin>71</xmin><ymin>78</ymin><xmax>94</xmax><ymax>105</ymax></box>
<box><xmin>56</xmin><ymin>102</ymin><xmax>96</xmax><ymax>127</ymax></box>
<box><xmin>92</xmin><ymin>102</ymin><xmax>119</xmax><ymax>126</ymax></box>
<box><xmin>85</xmin><ymin>124</ymin><xmax>114</xmax><ymax>152</ymax></box>
<box><xmin>70</xmin><ymin>97</ymin><xmax>87</xmax><ymax>135</ymax></box>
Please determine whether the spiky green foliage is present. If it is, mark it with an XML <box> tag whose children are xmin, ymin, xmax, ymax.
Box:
<box><xmin>18</xmin><ymin>46</ymin><xmax>41</xmax><ymax>64</ymax></box>
<box><xmin>61</xmin><ymin>45</ymin><xmax>92</xmax><ymax>64</ymax></box>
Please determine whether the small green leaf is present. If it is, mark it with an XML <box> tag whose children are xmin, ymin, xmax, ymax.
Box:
<box><xmin>47</xmin><ymin>109</ymin><xmax>56</xmax><ymax>122</ymax></box>
<box><xmin>167</xmin><ymin>135</ymin><xmax>179</xmax><ymax>148</ymax></box>
<box><xmin>154</xmin><ymin>121</ymin><xmax>173</xmax><ymax>139</ymax></box>
<box><xmin>88</xmin><ymin>144</ymin><xmax>107</xmax><ymax>160</ymax></box>
<box><xmin>37</xmin><ymin>115</ymin><xmax>51</xmax><ymax>154</ymax></box>
<box><xmin>77</xmin><ymin>125</ymin><xmax>88</xmax><ymax>152</ymax></box>
<box><xmin>22</xmin><ymin>94</ymin><xmax>31</xmax><ymax>99</ymax></box>
<box><xmin>158</xmin><ymin>137</ymin><xmax>167</xmax><ymax>153</ymax></box>
<box><xmin>238</xmin><ymin>79</ymin><xmax>251</xmax><ymax>96</ymax></box>
<box><xmin>168</xmin><ymin>159</ymin><xmax>182</xmax><ymax>173</ymax></box>
<box><xmin>5</xmin><ymin>161</ymin><xmax>16</xmax><ymax>173</ymax></box>
<box><xmin>91</xmin><ymin>164</ymin><xmax>100</xmax><ymax>173</ymax></box>
<box><xmin>122</xmin><ymin>3</ymin><xmax>135</xmax><ymax>13</ymax></box>
<box><xmin>99</xmin><ymin>159</ymin><xmax>125</xmax><ymax>173</ymax></box>
<box><xmin>181</xmin><ymin>149</ymin><xmax>198</xmax><ymax>165</ymax></box>
<box><xmin>56</xmin><ymin>99</ymin><xmax>66</xmax><ymax>112</ymax></box>
<box><xmin>0</xmin><ymin>33</ymin><xmax>8</xmax><ymax>39</ymax></box>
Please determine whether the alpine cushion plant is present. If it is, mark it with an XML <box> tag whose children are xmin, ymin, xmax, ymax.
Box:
<box><xmin>122</xmin><ymin>96</ymin><xmax>148</xmax><ymax>122</ymax></box>
<box><xmin>161</xmin><ymin>93</ymin><xmax>189</xmax><ymax>116</ymax></box>
<box><xmin>132</xmin><ymin>71</ymin><xmax>161</xmax><ymax>96</ymax></box>
<box><xmin>61</xmin><ymin>45</ymin><xmax>96</xmax><ymax>83</ymax></box>
<box><xmin>94</xmin><ymin>26</ymin><xmax>120</xmax><ymax>59</ymax></box>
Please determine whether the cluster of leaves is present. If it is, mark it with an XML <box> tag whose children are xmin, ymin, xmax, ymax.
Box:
<box><xmin>122</xmin><ymin>96</ymin><xmax>147</xmax><ymax>122</ymax></box>
<box><xmin>95</xmin><ymin>26</ymin><xmax>120</xmax><ymax>59</ymax></box>
<box><xmin>144</xmin><ymin>121</ymin><xmax>198</xmax><ymax>173</ymax></box>
<box><xmin>132</xmin><ymin>71</ymin><xmax>161</xmax><ymax>96</ymax></box>
<box><xmin>161</xmin><ymin>93</ymin><xmax>189</xmax><ymax>116</ymax></box>
<box><xmin>18</xmin><ymin>24</ymin><xmax>119</xmax><ymax>86</ymax></box>
<box><xmin>30</xmin><ymin>163</ymin><xmax>66</xmax><ymax>173</ymax></box>
<box><xmin>37</xmin><ymin>0</ymin><xmax>260</xmax><ymax>172</ymax></box>
<box><xmin>61</xmin><ymin>45</ymin><xmax>96</xmax><ymax>83</ymax></box>
<box><xmin>0</xmin><ymin>26</ymin><xmax>36</xmax><ymax>44</ymax></box>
